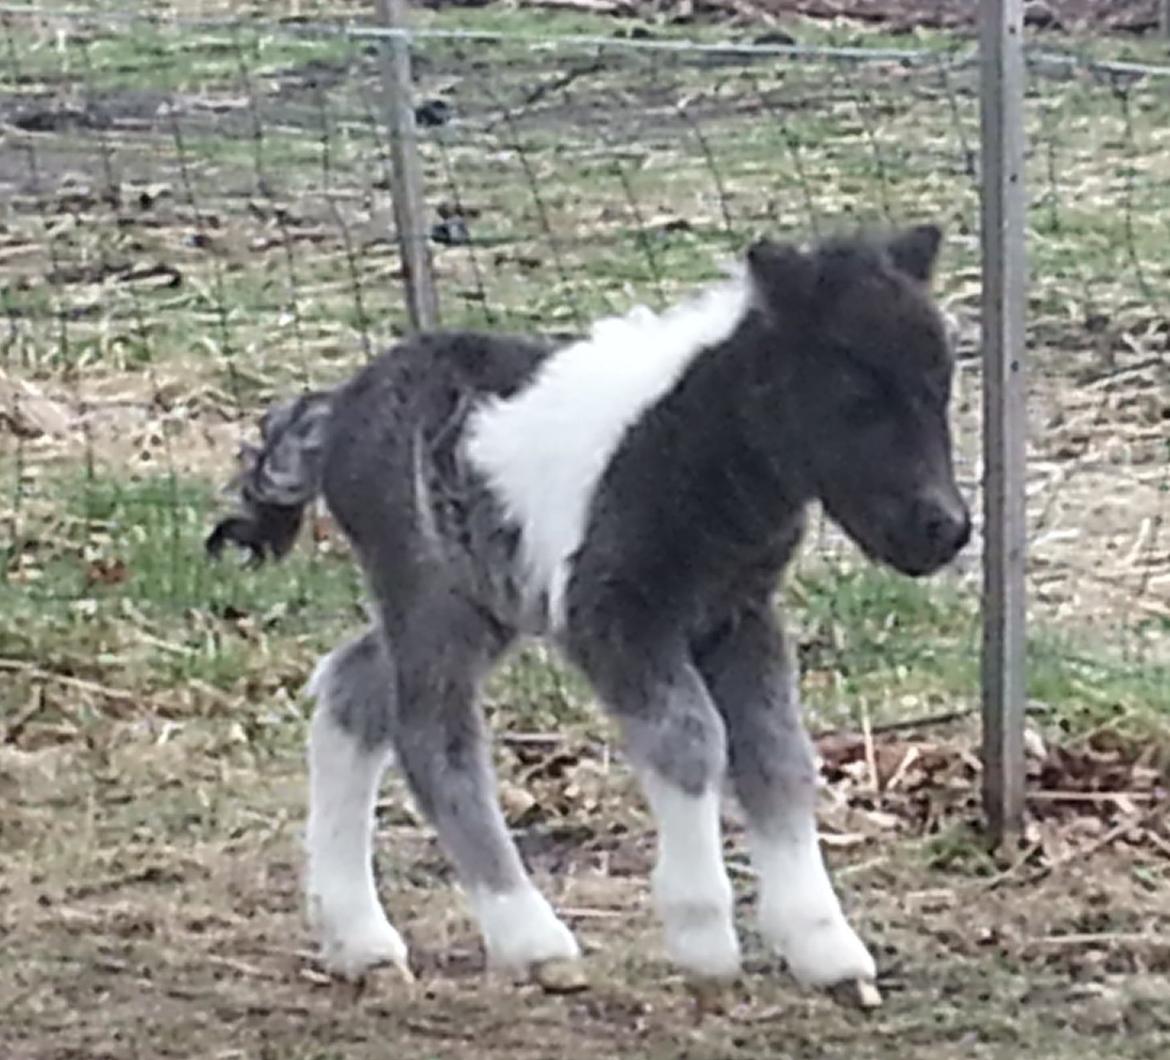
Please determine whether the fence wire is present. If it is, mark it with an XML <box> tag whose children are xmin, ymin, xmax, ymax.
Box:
<box><xmin>0</xmin><ymin>13</ymin><xmax>1166</xmax><ymax>732</ymax></box>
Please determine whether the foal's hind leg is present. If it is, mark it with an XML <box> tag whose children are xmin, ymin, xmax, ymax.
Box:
<box><xmin>692</xmin><ymin>600</ymin><xmax>876</xmax><ymax>989</ymax></box>
<box><xmin>388</xmin><ymin>590</ymin><xmax>579</xmax><ymax>974</ymax></box>
<box><xmin>305</xmin><ymin>629</ymin><xmax>410</xmax><ymax>979</ymax></box>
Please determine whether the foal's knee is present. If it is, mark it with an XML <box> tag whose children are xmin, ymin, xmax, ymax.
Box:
<box><xmin>566</xmin><ymin>631</ymin><xmax>739</xmax><ymax>976</ymax></box>
<box><xmin>626</xmin><ymin>696</ymin><xmax>728</xmax><ymax>797</ymax></box>
<box><xmin>564</xmin><ymin>615</ymin><xmax>727</xmax><ymax>790</ymax></box>
<box><xmin>632</xmin><ymin>699</ymin><xmax>738</xmax><ymax>979</ymax></box>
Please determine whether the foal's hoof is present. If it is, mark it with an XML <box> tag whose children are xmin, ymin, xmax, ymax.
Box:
<box><xmin>356</xmin><ymin>956</ymin><xmax>417</xmax><ymax>990</ymax></box>
<box><xmin>388</xmin><ymin>957</ymin><xmax>417</xmax><ymax>985</ymax></box>
<box><xmin>323</xmin><ymin>946</ymin><xmax>415</xmax><ymax>985</ymax></box>
<box><xmin>532</xmin><ymin>957</ymin><xmax>589</xmax><ymax>994</ymax></box>
<box><xmin>767</xmin><ymin>913</ymin><xmax>876</xmax><ymax>989</ymax></box>
<box><xmin>830</xmin><ymin>977</ymin><xmax>883</xmax><ymax>1010</ymax></box>
<box><xmin>475</xmin><ymin>885</ymin><xmax>581</xmax><ymax>968</ymax></box>
<box><xmin>660</xmin><ymin>900</ymin><xmax>742</xmax><ymax>981</ymax></box>
<box><xmin>315</xmin><ymin>916</ymin><xmax>413</xmax><ymax>983</ymax></box>
<box><xmin>685</xmin><ymin>975</ymin><xmax>737</xmax><ymax>1020</ymax></box>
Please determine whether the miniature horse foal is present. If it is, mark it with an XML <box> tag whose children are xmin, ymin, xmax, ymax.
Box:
<box><xmin>208</xmin><ymin>224</ymin><xmax>970</xmax><ymax>995</ymax></box>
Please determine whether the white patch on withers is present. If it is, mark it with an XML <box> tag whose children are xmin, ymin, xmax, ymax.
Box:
<box><xmin>464</xmin><ymin>272</ymin><xmax>755</xmax><ymax>628</ymax></box>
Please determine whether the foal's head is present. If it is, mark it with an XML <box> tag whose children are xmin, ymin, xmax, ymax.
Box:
<box><xmin>748</xmin><ymin>224</ymin><xmax>970</xmax><ymax>576</ymax></box>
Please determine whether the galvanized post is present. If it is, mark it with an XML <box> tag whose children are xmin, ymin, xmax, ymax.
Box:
<box><xmin>979</xmin><ymin>0</ymin><xmax>1029</xmax><ymax>842</ymax></box>
<box><xmin>374</xmin><ymin>0</ymin><xmax>439</xmax><ymax>331</ymax></box>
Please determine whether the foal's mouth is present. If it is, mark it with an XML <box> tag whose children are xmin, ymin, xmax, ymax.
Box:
<box><xmin>871</xmin><ymin>527</ymin><xmax>970</xmax><ymax>578</ymax></box>
<box><xmin>883</xmin><ymin>550</ymin><xmax>953</xmax><ymax>578</ymax></box>
<box><xmin>844</xmin><ymin>512</ymin><xmax>970</xmax><ymax>579</ymax></box>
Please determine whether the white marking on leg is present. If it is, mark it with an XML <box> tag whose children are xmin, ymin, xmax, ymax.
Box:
<box><xmin>749</xmin><ymin>817</ymin><xmax>875</xmax><ymax>987</ymax></box>
<box><xmin>465</xmin><ymin>272</ymin><xmax>755</xmax><ymax>629</ymax></box>
<box><xmin>305</xmin><ymin>660</ymin><xmax>408</xmax><ymax>980</ymax></box>
<box><xmin>641</xmin><ymin>772</ymin><xmax>740</xmax><ymax>979</ymax></box>
<box><xmin>467</xmin><ymin>883</ymin><xmax>580</xmax><ymax>972</ymax></box>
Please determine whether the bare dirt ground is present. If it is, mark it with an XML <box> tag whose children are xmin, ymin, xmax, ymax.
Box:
<box><xmin>4</xmin><ymin>714</ymin><xmax>1169</xmax><ymax>1060</ymax></box>
<box><xmin>529</xmin><ymin>0</ymin><xmax>1168</xmax><ymax>34</ymax></box>
<box><xmin>504</xmin><ymin>0</ymin><xmax>1169</xmax><ymax>34</ymax></box>
<box><xmin>726</xmin><ymin>0</ymin><xmax>1166</xmax><ymax>34</ymax></box>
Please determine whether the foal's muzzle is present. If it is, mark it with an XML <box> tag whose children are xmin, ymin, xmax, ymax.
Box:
<box><xmin>887</xmin><ymin>490</ymin><xmax>972</xmax><ymax>577</ymax></box>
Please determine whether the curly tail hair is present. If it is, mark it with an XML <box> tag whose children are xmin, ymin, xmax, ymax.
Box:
<box><xmin>205</xmin><ymin>389</ymin><xmax>335</xmax><ymax>565</ymax></box>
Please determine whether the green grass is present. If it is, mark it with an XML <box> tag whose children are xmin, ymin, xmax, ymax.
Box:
<box><xmin>791</xmin><ymin>562</ymin><xmax>1170</xmax><ymax>740</ymax></box>
<box><xmin>3</xmin><ymin>473</ymin><xmax>1165</xmax><ymax>745</ymax></box>
<box><xmin>3</xmin><ymin>20</ymin><xmax>357</xmax><ymax>93</ymax></box>
<box><xmin>1</xmin><ymin>474</ymin><xmax>362</xmax><ymax>713</ymax></box>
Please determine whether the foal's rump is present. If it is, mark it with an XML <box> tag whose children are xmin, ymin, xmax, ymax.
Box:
<box><xmin>204</xmin><ymin>330</ymin><xmax>553</xmax><ymax>571</ymax></box>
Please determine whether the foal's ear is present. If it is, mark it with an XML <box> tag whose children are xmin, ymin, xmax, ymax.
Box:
<box><xmin>746</xmin><ymin>239</ymin><xmax>815</xmax><ymax>305</ymax></box>
<box><xmin>885</xmin><ymin>223</ymin><xmax>943</xmax><ymax>284</ymax></box>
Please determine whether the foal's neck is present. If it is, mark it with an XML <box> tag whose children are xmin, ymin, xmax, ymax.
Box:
<box><xmin>596</xmin><ymin>310</ymin><xmax>810</xmax><ymax>585</ymax></box>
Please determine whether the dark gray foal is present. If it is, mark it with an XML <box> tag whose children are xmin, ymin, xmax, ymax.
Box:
<box><xmin>208</xmin><ymin>224</ymin><xmax>970</xmax><ymax>992</ymax></box>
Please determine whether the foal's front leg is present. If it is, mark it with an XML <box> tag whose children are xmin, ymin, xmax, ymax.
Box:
<box><xmin>693</xmin><ymin>601</ymin><xmax>876</xmax><ymax>989</ymax></box>
<box><xmin>568</xmin><ymin>628</ymin><xmax>740</xmax><ymax>980</ymax></box>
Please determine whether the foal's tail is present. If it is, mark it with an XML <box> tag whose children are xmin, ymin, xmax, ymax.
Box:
<box><xmin>205</xmin><ymin>389</ymin><xmax>335</xmax><ymax>565</ymax></box>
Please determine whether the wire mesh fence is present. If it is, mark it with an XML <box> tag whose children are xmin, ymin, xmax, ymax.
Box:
<box><xmin>1</xmin><ymin>11</ymin><xmax>1166</xmax><ymax>733</ymax></box>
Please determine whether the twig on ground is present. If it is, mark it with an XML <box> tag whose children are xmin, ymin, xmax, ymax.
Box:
<box><xmin>1028</xmin><ymin>932</ymin><xmax>1168</xmax><ymax>948</ymax></box>
<box><xmin>0</xmin><ymin>657</ymin><xmax>140</xmax><ymax>705</ymax></box>
<box><xmin>979</xmin><ymin>838</ymin><xmax>1046</xmax><ymax>892</ymax></box>
<box><xmin>2</xmin><ymin>686</ymin><xmax>48</xmax><ymax>743</ymax></box>
<box><xmin>885</xmin><ymin>744</ymin><xmax>922</xmax><ymax>792</ymax></box>
<box><xmin>1026</xmin><ymin>790</ymin><xmax>1159</xmax><ymax>804</ymax></box>
<box><xmin>813</xmin><ymin>707</ymin><xmax>975</xmax><ymax>741</ymax></box>
<box><xmin>1025</xmin><ymin>807</ymin><xmax>1160</xmax><ymax>886</ymax></box>
<box><xmin>860</xmin><ymin>698</ymin><xmax>879</xmax><ymax>795</ymax></box>
<box><xmin>205</xmin><ymin>954</ymin><xmax>281</xmax><ymax>981</ymax></box>
<box><xmin>559</xmin><ymin>906</ymin><xmax>627</xmax><ymax>920</ymax></box>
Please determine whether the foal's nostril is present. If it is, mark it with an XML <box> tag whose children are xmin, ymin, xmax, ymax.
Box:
<box><xmin>919</xmin><ymin>499</ymin><xmax>971</xmax><ymax>556</ymax></box>
<box><xmin>926</xmin><ymin>505</ymin><xmax>964</xmax><ymax>554</ymax></box>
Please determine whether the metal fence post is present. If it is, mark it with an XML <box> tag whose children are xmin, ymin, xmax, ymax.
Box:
<box><xmin>374</xmin><ymin>0</ymin><xmax>439</xmax><ymax>332</ymax></box>
<box><xmin>979</xmin><ymin>0</ymin><xmax>1029</xmax><ymax>842</ymax></box>
<box><xmin>1161</xmin><ymin>0</ymin><xmax>1170</xmax><ymax>37</ymax></box>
